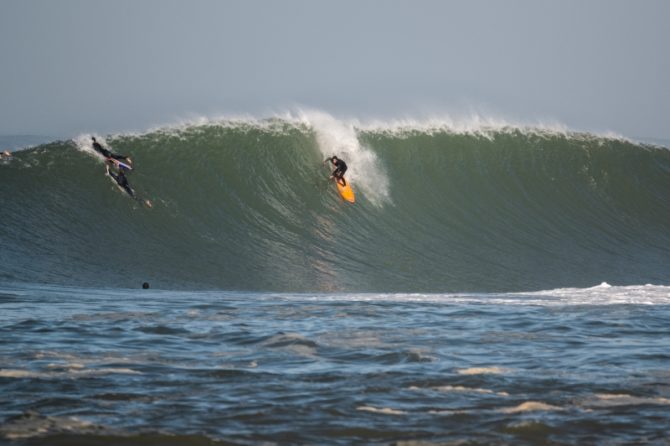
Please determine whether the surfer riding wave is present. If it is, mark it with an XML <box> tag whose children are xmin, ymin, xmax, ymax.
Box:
<box><xmin>325</xmin><ymin>156</ymin><xmax>348</xmax><ymax>186</ymax></box>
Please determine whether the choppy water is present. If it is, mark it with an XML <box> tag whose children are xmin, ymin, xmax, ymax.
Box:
<box><xmin>1</xmin><ymin>283</ymin><xmax>669</xmax><ymax>445</ymax></box>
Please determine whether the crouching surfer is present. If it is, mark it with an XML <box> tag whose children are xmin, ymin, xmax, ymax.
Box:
<box><xmin>325</xmin><ymin>155</ymin><xmax>348</xmax><ymax>186</ymax></box>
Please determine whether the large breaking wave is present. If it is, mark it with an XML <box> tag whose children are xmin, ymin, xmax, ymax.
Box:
<box><xmin>1</xmin><ymin>112</ymin><xmax>669</xmax><ymax>292</ymax></box>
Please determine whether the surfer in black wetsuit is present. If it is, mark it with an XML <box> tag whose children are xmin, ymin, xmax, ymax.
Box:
<box><xmin>106</xmin><ymin>163</ymin><xmax>135</xmax><ymax>198</ymax></box>
<box><xmin>92</xmin><ymin>137</ymin><xmax>132</xmax><ymax>164</ymax></box>
<box><xmin>105</xmin><ymin>162</ymin><xmax>153</xmax><ymax>207</ymax></box>
<box><xmin>325</xmin><ymin>156</ymin><xmax>348</xmax><ymax>186</ymax></box>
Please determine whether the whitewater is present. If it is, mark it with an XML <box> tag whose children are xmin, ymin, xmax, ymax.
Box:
<box><xmin>1</xmin><ymin>112</ymin><xmax>670</xmax><ymax>445</ymax></box>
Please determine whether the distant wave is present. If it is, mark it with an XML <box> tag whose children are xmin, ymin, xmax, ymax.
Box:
<box><xmin>1</xmin><ymin>112</ymin><xmax>669</xmax><ymax>292</ymax></box>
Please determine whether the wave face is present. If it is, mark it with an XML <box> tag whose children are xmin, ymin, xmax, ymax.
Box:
<box><xmin>2</xmin><ymin>115</ymin><xmax>670</xmax><ymax>292</ymax></box>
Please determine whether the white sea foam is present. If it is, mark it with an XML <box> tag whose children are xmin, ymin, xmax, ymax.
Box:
<box><xmin>433</xmin><ymin>385</ymin><xmax>509</xmax><ymax>396</ymax></box>
<box><xmin>356</xmin><ymin>113</ymin><xmax>571</xmax><ymax>140</ymax></box>
<box><xmin>286</xmin><ymin>283</ymin><xmax>670</xmax><ymax>306</ymax></box>
<box><xmin>357</xmin><ymin>405</ymin><xmax>406</xmax><ymax>415</ymax></box>
<box><xmin>499</xmin><ymin>401</ymin><xmax>564</xmax><ymax>414</ymax></box>
<box><xmin>73</xmin><ymin>134</ymin><xmax>106</xmax><ymax>160</ymax></box>
<box><xmin>108</xmin><ymin>108</ymin><xmax>630</xmax><ymax>142</ymax></box>
<box><xmin>0</xmin><ymin>369</ymin><xmax>37</xmax><ymax>378</ymax></box>
<box><xmin>496</xmin><ymin>394</ymin><xmax>670</xmax><ymax>415</ymax></box>
<box><xmin>409</xmin><ymin>385</ymin><xmax>509</xmax><ymax>396</ymax></box>
<box><xmin>0</xmin><ymin>367</ymin><xmax>141</xmax><ymax>379</ymax></box>
<box><xmin>295</xmin><ymin>109</ymin><xmax>391</xmax><ymax>207</ymax></box>
<box><xmin>584</xmin><ymin>393</ymin><xmax>670</xmax><ymax>407</ymax></box>
<box><xmin>521</xmin><ymin>283</ymin><xmax>670</xmax><ymax>305</ymax></box>
<box><xmin>456</xmin><ymin>366</ymin><xmax>510</xmax><ymax>376</ymax></box>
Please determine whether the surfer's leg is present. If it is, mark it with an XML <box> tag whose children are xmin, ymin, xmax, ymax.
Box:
<box><xmin>335</xmin><ymin>168</ymin><xmax>346</xmax><ymax>186</ymax></box>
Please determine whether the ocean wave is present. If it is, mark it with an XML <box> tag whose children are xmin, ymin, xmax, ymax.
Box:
<box><xmin>2</xmin><ymin>113</ymin><xmax>669</xmax><ymax>292</ymax></box>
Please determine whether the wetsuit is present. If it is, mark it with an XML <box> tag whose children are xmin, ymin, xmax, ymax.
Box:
<box><xmin>326</xmin><ymin>157</ymin><xmax>348</xmax><ymax>186</ymax></box>
<box><xmin>108</xmin><ymin>169</ymin><xmax>135</xmax><ymax>198</ymax></box>
<box><xmin>92</xmin><ymin>138</ymin><xmax>128</xmax><ymax>162</ymax></box>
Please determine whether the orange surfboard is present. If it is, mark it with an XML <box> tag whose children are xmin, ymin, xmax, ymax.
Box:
<box><xmin>336</xmin><ymin>179</ymin><xmax>355</xmax><ymax>203</ymax></box>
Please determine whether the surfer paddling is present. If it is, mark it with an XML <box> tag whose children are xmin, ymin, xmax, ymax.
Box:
<box><xmin>92</xmin><ymin>137</ymin><xmax>132</xmax><ymax>165</ymax></box>
<box><xmin>325</xmin><ymin>155</ymin><xmax>348</xmax><ymax>186</ymax></box>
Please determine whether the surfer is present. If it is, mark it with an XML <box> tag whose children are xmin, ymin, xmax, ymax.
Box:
<box><xmin>106</xmin><ymin>163</ymin><xmax>135</xmax><ymax>198</ymax></box>
<box><xmin>105</xmin><ymin>162</ymin><xmax>152</xmax><ymax>207</ymax></box>
<box><xmin>92</xmin><ymin>137</ymin><xmax>132</xmax><ymax>165</ymax></box>
<box><xmin>325</xmin><ymin>155</ymin><xmax>348</xmax><ymax>186</ymax></box>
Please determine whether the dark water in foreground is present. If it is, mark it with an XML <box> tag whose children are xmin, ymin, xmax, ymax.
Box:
<box><xmin>1</xmin><ymin>283</ymin><xmax>669</xmax><ymax>445</ymax></box>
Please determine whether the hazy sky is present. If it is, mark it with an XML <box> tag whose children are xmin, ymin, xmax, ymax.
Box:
<box><xmin>1</xmin><ymin>0</ymin><xmax>669</xmax><ymax>139</ymax></box>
